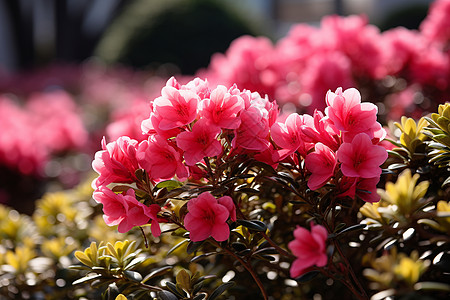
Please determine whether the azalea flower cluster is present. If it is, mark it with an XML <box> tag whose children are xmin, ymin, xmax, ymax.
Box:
<box><xmin>91</xmin><ymin>77</ymin><xmax>388</xmax><ymax>282</ymax></box>
<box><xmin>200</xmin><ymin>0</ymin><xmax>450</xmax><ymax>118</ymax></box>
<box><xmin>0</xmin><ymin>90</ymin><xmax>88</xmax><ymax>175</ymax></box>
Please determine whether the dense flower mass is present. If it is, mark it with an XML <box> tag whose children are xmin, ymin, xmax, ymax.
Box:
<box><xmin>200</xmin><ymin>1</ymin><xmax>450</xmax><ymax>118</ymax></box>
<box><xmin>91</xmin><ymin>77</ymin><xmax>388</xmax><ymax>240</ymax></box>
<box><xmin>0</xmin><ymin>91</ymin><xmax>88</xmax><ymax>175</ymax></box>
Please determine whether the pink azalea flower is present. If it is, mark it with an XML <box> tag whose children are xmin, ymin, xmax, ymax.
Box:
<box><xmin>325</xmin><ymin>87</ymin><xmax>378</xmax><ymax>139</ymax></box>
<box><xmin>355</xmin><ymin>177</ymin><xmax>380</xmax><ymax>203</ymax></box>
<box><xmin>271</xmin><ymin>113</ymin><xmax>313</xmax><ymax>159</ymax></box>
<box><xmin>184</xmin><ymin>192</ymin><xmax>232</xmax><ymax>242</ymax></box>
<box><xmin>288</xmin><ymin>223</ymin><xmax>328</xmax><ymax>278</ymax></box>
<box><xmin>301</xmin><ymin>110</ymin><xmax>340</xmax><ymax>151</ymax></box>
<box><xmin>176</xmin><ymin>118</ymin><xmax>222</xmax><ymax>166</ymax></box>
<box><xmin>182</xmin><ymin>77</ymin><xmax>211</xmax><ymax>100</ymax></box>
<box><xmin>420</xmin><ymin>0</ymin><xmax>450</xmax><ymax>47</ymax></box>
<box><xmin>217</xmin><ymin>195</ymin><xmax>237</xmax><ymax>222</ymax></box>
<box><xmin>336</xmin><ymin>133</ymin><xmax>388</xmax><ymax>178</ymax></box>
<box><xmin>137</xmin><ymin>136</ymin><xmax>188</xmax><ymax>181</ymax></box>
<box><xmin>253</xmin><ymin>144</ymin><xmax>280</xmax><ymax>168</ymax></box>
<box><xmin>92</xmin><ymin>136</ymin><xmax>140</xmax><ymax>189</ymax></box>
<box><xmin>93</xmin><ymin>187</ymin><xmax>162</xmax><ymax>235</ymax></box>
<box><xmin>141</xmin><ymin>110</ymin><xmax>182</xmax><ymax>140</ymax></box>
<box><xmin>337</xmin><ymin>176</ymin><xmax>380</xmax><ymax>203</ymax></box>
<box><xmin>153</xmin><ymin>86</ymin><xmax>199</xmax><ymax>130</ymax></box>
<box><xmin>305</xmin><ymin>143</ymin><xmax>337</xmax><ymax>190</ymax></box>
<box><xmin>107</xmin><ymin>100</ymin><xmax>150</xmax><ymax>142</ymax></box>
<box><xmin>200</xmin><ymin>85</ymin><xmax>244</xmax><ymax>129</ymax></box>
<box><xmin>232</xmin><ymin>106</ymin><xmax>270</xmax><ymax>151</ymax></box>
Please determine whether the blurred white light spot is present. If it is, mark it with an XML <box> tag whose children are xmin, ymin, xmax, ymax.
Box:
<box><xmin>222</xmin><ymin>270</ymin><xmax>235</xmax><ymax>283</ymax></box>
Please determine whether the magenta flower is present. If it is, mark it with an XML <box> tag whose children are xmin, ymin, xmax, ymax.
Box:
<box><xmin>92</xmin><ymin>136</ymin><xmax>140</xmax><ymax>189</ymax></box>
<box><xmin>288</xmin><ymin>223</ymin><xmax>328</xmax><ymax>278</ymax></box>
<box><xmin>141</xmin><ymin>110</ymin><xmax>182</xmax><ymax>140</ymax></box>
<box><xmin>301</xmin><ymin>110</ymin><xmax>340</xmax><ymax>151</ymax></box>
<box><xmin>271</xmin><ymin>113</ymin><xmax>313</xmax><ymax>159</ymax></box>
<box><xmin>200</xmin><ymin>85</ymin><xmax>244</xmax><ymax>129</ymax></box>
<box><xmin>184</xmin><ymin>192</ymin><xmax>233</xmax><ymax>242</ymax></box>
<box><xmin>337</xmin><ymin>133</ymin><xmax>388</xmax><ymax>178</ymax></box>
<box><xmin>305</xmin><ymin>143</ymin><xmax>337</xmax><ymax>190</ymax></box>
<box><xmin>137</xmin><ymin>136</ymin><xmax>188</xmax><ymax>181</ymax></box>
<box><xmin>176</xmin><ymin>118</ymin><xmax>222</xmax><ymax>166</ymax></box>
<box><xmin>93</xmin><ymin>187</ymin><xmax>162</xmax><ymax>235</ymax></box>
<box><xmin>232</xmin><ymin>106</ymin><xmax>270</xmax><ymax>151</ymax></box>
<box><xmin>355</xmin><ymin>177</ymin><xmax>380</xmax><ymax>203</ymax></box>
<box><xmin>153</xmin><ymin>86</ymin><xmax>199</xmax><ymax>130</ymax></box>
<box><xmin>325</xmin><ymin>88</ymin><xmax>378</xmax><ymax>139</ymax></box>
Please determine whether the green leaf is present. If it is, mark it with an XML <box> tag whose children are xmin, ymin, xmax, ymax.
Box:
<box><xmin>414</xmin><ymin>281</ymin><xmax>450</xmax><ymax>292</ymax></box>
<box><xmin>123</xmin><ymin>270</ymin><xmax>143</xmax><ymax>282</ymax></box>
<box><xmin>335</xmin><ymin>224</ymin><xmax>366</xmax><ymax>236</ymax></box>
<box><xmin>193</xmin><ymin>293</ymin><xmax>207</xmax><ymax>300</ymax></box>
<box><xmin>207</xmin><ymin>282</ymin><xmax>235</xmax><ymax>300</ymax></box>
<box><xmin>193</xmin><ymin>281</ymin><xmax>204</xmax><ymax>294</ymax></box>
<box><xmin>191</xmin><ymin>252</ymin><xmax>217</xmax><ymax>263</ymax></box>
<box><xmin>141</xmin><ymin>266</ymin><xmax>173</xmax><ymax>283</ymax></box>
<box><xmin>187</xmin><ymin>241</ymin><xmax>204</xmax><ymax>254</ymax></box>
<box><xmin>166</xmin><ymin>239</ymin><xmax>189</xmax><ymax>256</ymax></box>
<box><xmin>387</xmin><ymin>163</ymin><xmax>407</xmax><ymax>170</ymax></box>
<box><xmin>236</xmin><ymin>220</ymin><xmax>267</xmax><ymax>232</ymax></box>
<box><xmin>124</xmin><ymin>256</ymin><xmax>146</xmax><ymax>270</ymax></box>
<box><xmin>68</xmin><ymin>265</ymin><xmax>91</xmax><ymax>271</ymax></box>
<box><xmin>176</xmin><ymin>269</ymin><xmax>191</xmax><ymax>291</ymax></box>
<box><xmin>295</xmin><ymin>270</ymin><xmax>319</xmax><ymax>282</ymax></box>
<box><xmin>253</xmin><ymin>247</ymin><xmax>278</xmax><ymax>255</ymax></box>
<box><xmin>72</xmin><ymin>274</ymin><xmax>102</xmax><ymax>285</ymax></box>
<box><xmin>442</xmin><ymin>176</ymin><xmax>450</xmax><ymax>187</ymax></box>
<box><xmin>158</xmin><ymin>290</ymin><xmax>178</xmax><ymax>300</ymax></box>
<box><xmin>166</xmin><ymin>281</ymin><xmax>186</xmax><ymax>298</ymax></box>
<box><xmin>156</xmin><ymin>180</ymin><xmax>183</xmax><ymax>191</ymax></box>
<box><xmin>112</xmin><ymin>185</ymin><xmax>132</xmax><ymax>193</ymax></box>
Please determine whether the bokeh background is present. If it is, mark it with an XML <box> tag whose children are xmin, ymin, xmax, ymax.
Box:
<box><xmin>0</xmin><ymin>0</ymin><xmax>434</xmax><ymax>74</ymax></box>
<box><xmin>0</xmin><ymin>0</ymin><xmax>442</xmax><ymax>213</ymax></box>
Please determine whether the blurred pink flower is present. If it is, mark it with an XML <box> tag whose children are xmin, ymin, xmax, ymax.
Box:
<box><xmin>305</xmin><ymin>143</ymin><xmax>337</xmax><ymax>190</ymax></box>
<box><xmin>200</xmin><ymin>85</ymin><xmax>244</xmax><ymax>129</ymax></box>
<box><xmin>184</xmin><ymin>192</ymin><xmax>232</xmax><ymax>242</ymax></box>
<box><xmin>201</xmin><ymin>35</ymin><xmax>279</xmax><ymax>99</ymax></box>
<box><xmin>288</xmin><ymin>223</ymin><xmax>328</xmax><ymax>278</ymax></box>
<box><xmin>337</xmin><ymin>133</ymin><xmax>387</xmax><ymax>178</ymax></box>
<box><xmin>299</xmin><ymin>51</ymin><xmax>354</xmax><ymax>112</ymax></box>
<box><xmin>176</xmin><ymin>118</ymin><xmax>222</xmax><ymax>166</ymax></box>
<box><xmin>320</xmin><ymin>15</ymin><xmax>387</xmax><ymax>79</ymax></box>
<box><xmin>92</xmin><ymin>136</ymin><xmax>140</xmax><ymax>189</ymax></box>
<box><xmin>107</xmin><ymin>100</ymin><xmax>151</xmax><ymax>141</ymax></box>
<box><xmin>93</xmin><ymin>187</ymin><xmax>161</xmax><ymax>235</ymax></box>
<box><xmin>137</xmin><ymin>136</ymin><xmax>187</xmax><ymax>181</ymax></box>
<box><xmin>420</xmin><ymin>0</ymin><xmax>450</xmax><ymax>47</ymax></box>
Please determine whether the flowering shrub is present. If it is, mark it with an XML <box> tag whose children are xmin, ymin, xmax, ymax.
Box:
<box><xmin>71</xmin><ymin>75</ymin><xmax>449</xmax><ymax>299</ymax></box>
<box><xmin>0</xmin><ymin>2</ymin><xmax>449</xmax><ymax>299</ymax></box>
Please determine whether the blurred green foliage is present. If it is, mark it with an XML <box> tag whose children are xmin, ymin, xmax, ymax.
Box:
<box><xmin>96</xmin><ymin>0</ymin><xmax>263</xmax><ymax>74</ymax></box>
